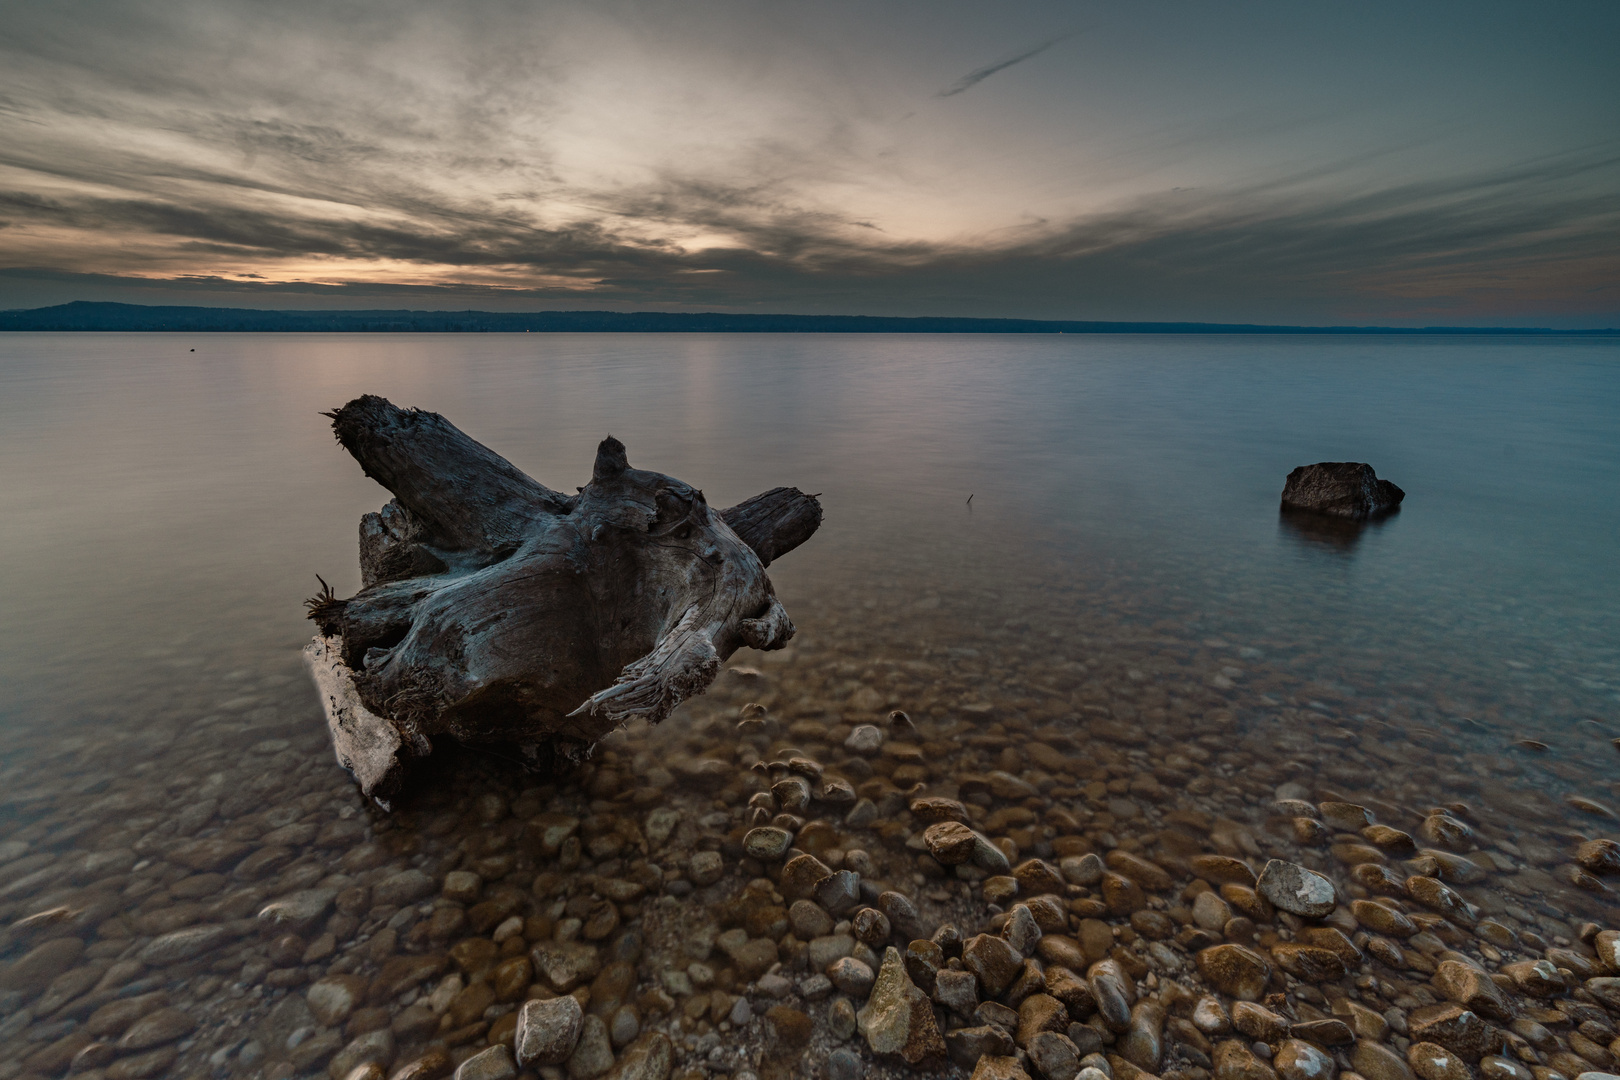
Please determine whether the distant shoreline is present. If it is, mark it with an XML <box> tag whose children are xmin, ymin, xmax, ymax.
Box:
<box><xmin>1</xmin><ymin>301</ymin><xmax>1614</xmax><ymax>335</ymax></box>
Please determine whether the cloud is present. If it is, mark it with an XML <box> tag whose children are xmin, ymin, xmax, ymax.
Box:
<box><xmin>4</xmin><ymin>142</ymin><xmax>1617</xmax><ymax>325</ymax></box>
<box><xmin>936</xmin><ymin>32</ymin><xmax>1081</xmax><ymax>98</ymax></box>
<box><xmin>0</xmin><ymin>1</ymin><xmax>1616</xmax><ymax>325</ymax></box>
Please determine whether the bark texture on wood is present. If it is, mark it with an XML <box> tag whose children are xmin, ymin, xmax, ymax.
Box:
<box><xmin>304</xmin><ymin>395</ymin><xmax>821</xmax><ymax>804</ymax></box>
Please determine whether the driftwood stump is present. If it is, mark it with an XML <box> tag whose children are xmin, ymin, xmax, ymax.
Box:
<box><xmin>303</xmin><ymin>395</ymin><xmax>821</xmax><ymax>806</ymax></box>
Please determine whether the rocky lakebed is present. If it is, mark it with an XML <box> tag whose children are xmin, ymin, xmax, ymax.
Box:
<box><xmin>2</xmin><ymin>565</ymin><xmax>1618</xmax><ymax>1080</ymax></box>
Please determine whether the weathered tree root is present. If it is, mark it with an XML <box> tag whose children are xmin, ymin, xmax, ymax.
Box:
<box><xmin>303</xmin><ymin>395</ymin><xmax>821</xmax><ymax>806</ymax></box>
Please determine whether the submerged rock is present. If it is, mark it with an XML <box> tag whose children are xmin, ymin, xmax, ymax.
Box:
<box><xmin>1280</xmin><ymin>462</ymin><xmax>1404</xmax><ymax>519</ymax></box>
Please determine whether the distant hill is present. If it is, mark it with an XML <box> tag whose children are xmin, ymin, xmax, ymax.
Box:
<box><xmin>0</xmin><ymin>301</ymin><xmax>1612</xmax><ymax>334</ymax></box>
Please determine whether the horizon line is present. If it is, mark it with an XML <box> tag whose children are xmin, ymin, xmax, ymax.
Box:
<box><xmin>0</xmin><ymin>300</ymin><xmax>1614</xmax><ymax>335</ymax></box>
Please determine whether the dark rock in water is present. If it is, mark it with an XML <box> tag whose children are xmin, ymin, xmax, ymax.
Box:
<box><xmin>1280</xmin><ymin>462</ymin><xmax>1404</xmax><ymax>519</ymax></box>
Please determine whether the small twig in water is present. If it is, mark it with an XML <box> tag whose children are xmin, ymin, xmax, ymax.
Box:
<box><xmin>966</xmin><ymin>494</ymin><xmax>974</xmax><ymax>506</ymax></box>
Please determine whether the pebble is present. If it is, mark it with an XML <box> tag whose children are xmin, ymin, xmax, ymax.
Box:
<box><xmin>455</xmin><ymin>1045</ymin><xmax>518</xmax><ymax>1080</ymax></box>
<box><xmin>1256</xmin><ymin>859</ymin><xmax>1337</xmax><ymax>917</ymax></box>
<box><xmin>138</xmin><ymin>924</ymin><xmax>235</xmax><ymax>965</ymax></box>
<box><xmin>826</xmin><ymin>1046</ymin><xmax>866</xmax><ymax>1080</ymax></box>
<box><xmin>1407</xmin><ymin>1042</ymin><xmax>1471</xmax><ymax>1080</ymax></box>
<box><xmin>827</xmin><ymin>957</ymin><xmax>876</xmax><ymax>997</ymax></box>
<box><xmin>516</xmin><ymin>995</ymin><xmax>584</xmax><ymax>1066</ymax></box>
<box><xmin>566</xmin><ymin>1014</ymin><xmax>614</xmax><ymax>1079</ymax></box>
<box><xmin>1196</xmin><ymin>944</ymin><xmax>1271</xmax><ymax>1001</ymax></box>
<box><xmin>743</xmin><ymin>827</ymin><xmax>793</xmax><ymax>860</ymax></box>
<box><xmin>844</xmin><ymin>725</ymin><xmax>884</xmax><ymax>753</ymax></box>
<box><xmin>1275</xmin><ymin>1038</ymin><xmax>1336</xmax><ymax>1080</ymax></box>
<box><xmin>857</xmin><ymin>946</ymin><xmax>946</xmax><ymax>1065</ymax></box>
<box><xmin>688</xmin><ymin>851</ymin><xmax>724</xmax><ymax>885</ymax></box>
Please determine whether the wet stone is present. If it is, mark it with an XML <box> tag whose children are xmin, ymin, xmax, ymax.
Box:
<box><xmin>1257</xmin><ymin>860</ymin><xmax>1337</xmax><ymax>918</ymax></box>
<box><xmin>139</xmin><ymin>923</ymin><xmax>233</xmax><ymax>965</ymax></box>
<box><xmin>933</xmin><ymin>967</ymin><xmax>980</xmax><ymax>1016</ymax></box>
<box><xmin>743</xmin><ymin>826</ymin><xmax>793</xmax><ymax>860</ymax></box>
<box><xmin>688</xmin><ymin>850</ymin><xmax>724</xmax><ymax>885</ymax></box>
<box><xmin>117</xmin><ymin>1006</ymin><xmax>195</xmax><ymax>1049</ymax></box>
<box><xmin>1234</xmin><ymin>1002</ymin><xmax>1290</xmax><ymax>1044</ymax></box>
<box><xmin>456</xmin><ymin>1045</ymin><xmax>518</xmax><ymax>1080</ymax></box>
<box><xmin>1030</xmin><ymin>1031</ymin><xmax>1084</xmax><ymax>1080</ymax></box>
<box><xmin>858</xmin><ymin>946</ymin><xmax>946</xmax><ymax>1065</ymax></box>
<box><xmin>1432</xmin><ymin>960</ymin><xmax>1516</xmax><ymax>1023</ymax></box>
<box><xmin>1410</xmin><ymin>1003</ymin><xmax>1493</xmax><ymax>1060</ymax></box>
<box><xmin>1274</xmin><ymin>1039</ymin><xmax>1336</xmax><ymax>1080</ymax></box>
<box><xmin>924</xmin><ymin>821</ymin><xmax>980</xmax><ymax>865</ymax></box>
<box><xmin>1198</xmin><ymin>945</ymin><xmax>1271</xmax><ymax>1001</ymax></box>
<box><xmin>845</xmin><ymin>725</ymin><xmax>884</xmax><ymax>754</ymax></box>
<box><xmin>1216</xmin><ymin>1039</ymin><xmax>1281</xmax><ymax>1080</ymax></box>
<box><xmin>567</xmin><ymin>1014</ymin><xmax>614</xmax><ymax>1079</ymax></box>
<box><xmin>1270</xmin><ymin>943</ymin><xmax>1348</xmax><ymax>982</ymax></box>
<box><xmin>330</xmin><ymin>1029</ymin><xmax>396</xmax><ymax>1077</ymax></box>
<box><xmin>1291</xmin><ymin>1019</ymin><xmax>1355</xmax><ymax>1047</ymax></box>
<box><xmin>1062</xmin><ymin>853</ymin><xmax>1105</xmax><ymax>886</ymax></box>
<box><xmin>828</xmin><ymin>956</ymin><xmax>876</xmax><ymax>997</ymax></box>
<box><xmin>517</xmin><ymin>995</ymin><xmax>584</xmax><ymax>1067</ymax></box>
<box><xmin>965</xmin><ymin>933</ymin><xmax>1025</xmax><ymax>998</ymax></box>
<box><xmin>307</xmin><ymin>974</ymin><xmax>369</xmax><ymax>1026</ymax></box>
<box><xmin>1355</xmin><ymin>1039</ymin><xmax>1419</xmax><ymax>1080</ymax></box>
<box><xmin>1407</xmin><ymin>1042</ymin><xmax>1471</xmax><ymax>1080</ymax></box>
<box><xmin>790</xmin><ymin>899</ymin><xmax>834</xmax><ymax>939</ymax></box>
<box><xmin>816</xmin><ymin>869</ymin><xmax>863</xmax><ymax>914</ymax></box>
<box><xmin>607</xmin><ymin>1031</ymin><xmax>672</xmax><ymax>1080</ymax></box>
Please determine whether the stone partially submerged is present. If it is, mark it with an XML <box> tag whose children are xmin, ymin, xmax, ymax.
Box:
<box><xmin>1280</xmin><ymin>462</ymin><xmax>1404</xmax><ymax>519</ymax></box>
<box><xmin>303</xmin><ymin>395</ymin><xmax>821</xmax><ymax>807</ymax></box>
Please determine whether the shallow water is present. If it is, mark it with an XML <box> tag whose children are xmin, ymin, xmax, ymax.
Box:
<box><xmin>1</xmin><ymin>332</ymin><xmax>1618</xmax><ymax>1079</ymax></box>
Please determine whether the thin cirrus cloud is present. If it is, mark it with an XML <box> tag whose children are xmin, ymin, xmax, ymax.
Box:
<box><xmin>0</xmin><ymin>0</ymin><xmax>1616</xmax><ymax>325</ymax></box>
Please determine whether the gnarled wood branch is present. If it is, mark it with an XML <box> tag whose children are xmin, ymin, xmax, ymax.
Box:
<box><xmin>304</xmin><ymin>395</ymin><xmax>821</xmax><ymax>805</ymax></box>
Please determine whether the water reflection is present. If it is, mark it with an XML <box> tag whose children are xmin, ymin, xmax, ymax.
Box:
<box><xmin>1277</xmin><ymin>505</ymin><xmax>1401</xmax><ymax>552</ymax></box>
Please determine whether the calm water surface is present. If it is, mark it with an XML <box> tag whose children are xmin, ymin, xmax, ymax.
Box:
<box><xmin>1</xmin><ymin>332</ymin><xmax>1617</xmax><ymax>1078</ymax></box>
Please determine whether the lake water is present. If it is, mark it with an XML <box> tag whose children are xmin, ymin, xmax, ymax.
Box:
<box><xmin>1</xmin><ymin>332</ymin><xmax>1618</xmax><ymax>1079</ymax></box>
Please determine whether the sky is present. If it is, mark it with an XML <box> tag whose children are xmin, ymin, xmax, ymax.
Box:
<box><xmin>1</xmin><ymin>0</ymin><xmax>1617</xmax><ymax>326</ymax></box>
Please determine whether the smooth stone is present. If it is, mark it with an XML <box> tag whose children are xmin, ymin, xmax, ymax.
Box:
<box><xmin>1355</xmin><ymin>1040</ymin><xmax>1418</xmax><ymax>1080</ymax></box>
<box><xmin>329</xmin><ymin>1029</ymin><xmax>396</xmax><ymax>1078</ymax></box>
<box><xmin>688</xmin><ymin>851</ymin><xmax>724</xmax><ymax>886</ymax></box>
<box><xmin>789</xmin><ymin>899</ymin><xmax>834</xmax><ymax>939</ymax></box>
<box><xmin>1197</xmin><ymin>945</ymin><xmax>1271</xmax><ymax>1001</ymax></box>
<box><xmin>605</xmin><ymin>1031</ymin><xmax>672</xmax><ymax>1080</ymax></box>
<box><xmin>259</xmin><ymin>889</ymin><xmax>338</xmax><ymax>927</ymax></box>
<box><xmin>845</xmin><ymin>725</ymin><xmax>884</xmax><ymax>753</ymax></box>
<box><xmin>442</xmin><ymin>871</ymin><xmax>482</xmax><ymax>904</ymax></box>
<box><xmin>307</xmin><ymin>975</ymin><xmax>368</xmax><ymax>1027</ymax></box>
<box><xmin>827</xmin><ymin>1046</ymin><xmax>866</xmax><ymax>1080</ymax></box>
<box><xmin>743</xmin><ymin>827</ymin><xmax>794</xmax><ymax>861</ymax></box>
<box><xmin>1478</xmin><ymin>1057</ymin><xmax>1532</xmax><ymax>1080</ymax></box>
<box><xmin>1432</xmin><ymin>961</ymin><xmax>1515</xmax><ymax>1023</ymax></box>
<box><xmin>516</xmin><ymin>995</ymin><xmax>584</xmax><ymax>1066</ymax></box>
<box><xmin>138</xmin><ymin>924</ymin><xmax>233</xmax><ymax>965</ymax></box>
<box><xmin>1275</xmin><ymin>1039</ymin><xmax>1336</xmax><ymax>1080</ymax></box>
<box><xmin>455</xmin><ymin>1045</ymin><xmax>518</xmax><ymax>1080</ymax></box>
<box><xmin>1256</xmin><ymin>860</ymin><xmax>1337</xmax><ymax>918</ymax></box>
<box><xmin>1061</xmin><ymin>854</ymin><xmax>1104</xmax><ymax>887</ymax></box>
<box><xmin>116</xmin><ymin>1007</ymin><xmax>195</xmax><ymax>1050</ymax></box>
<box><xmin>1407</xmin><ymin>1042</ymin><xmax>1471</xmax><ymax>1080</ymax></box>
<box><xmin>566</xmin><ymin>1014</ymin><xmax>614</xmax><ymax>1080</ymax></box>
<box><xmin>0</xmin><ymin>937</ymin><xmax>84</xmax><ymax>994</ymax></box>
<box><xmin>828</xmin><ymin>957</ymin><xmax>876</xmax><ymax>997</ymax></box>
